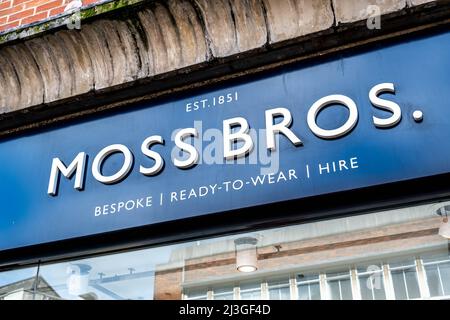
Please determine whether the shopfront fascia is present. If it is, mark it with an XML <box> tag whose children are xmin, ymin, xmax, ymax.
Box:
<box><xmin>1</xmin><ymin>26</ymin><xmax>450</xmax><ymax>300</ymax></box>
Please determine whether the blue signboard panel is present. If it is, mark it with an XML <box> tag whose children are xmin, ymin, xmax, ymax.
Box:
<box><xmin>1</xmin><ymin>31</ymin><xmax>450</xmax><ymax>251</ymax></box>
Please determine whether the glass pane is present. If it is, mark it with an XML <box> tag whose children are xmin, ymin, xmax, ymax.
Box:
<box><xmin>439</xmin><ymin>262</ymin><xmax>450</xmax><ymax>296</ymax></box>
<box><xmin>297</xmin><ymin>284</ymin><xmax>311</xmax><ymax>300</ymax></box>
<box><xmin>404</xmin><ymin>270</ymin><xmax>421</xmax><ymax>299</ymax></box>
<box><xmin>328</xmin><ymin>280</ymin><xmax>341</xmax><ymax>300</ymax></box>
<box><xmin>359</xmin><ymin>273</ymin><xmax>386</xmax><ymax>300</ymax></box>
<box><xmin>38</xmin><ymin>247</ymin><xmax>168</xmax><ymax>300</ymax></box>
<box><xmin>0</xmin><ymin>267</ymin><xmax>40</xmax><ymax>300</ymax></box>
<box><xmin>309</xmin><ymin>283</ymin><xmax>321</xmax><ymax>300</ymax></box>
<box><xmin>297</xmin><ymin>274</ymin><xmax>321</xmax><ymax>300</ymax></box>
<box><xmin>424</xmin><ymin>264</ymin><xmax>443</xmax><ymax>297</ymax></box>
<box><xmin>240</xmin><ymin>283</ymin><xmax>261</xmax><ymax>300</ymax></box>
<box><xmin>268</xmin><ymin>281</ymin><xmax>290</xmax><ymax>300</ymax></box>
<box><xmin>326</xmin><ymin>272</ymin><xmax>352</xmax><ymax>300</ymax></box>
<box><xmin>268</xmin><ymin>279</ymin><xmax>290</xmax><ymax>300</ymax></box>
<box><xmin>422</xmin><ymin>254</ymin><xmax>450</xmax><ymax>264</ymax></box>
<box><xmin>268</xmin><ymin>286</ymin><xmax>289</xmax><ymax>300</ymax></box>
<box><xmin>359</xmin><ymin>274</ymin><xmax>373</xmax><ymax>300</ymax></box>
<box><xmin>297</xmin><ymin>274</ymin><xmax>319</xmax><ymax>282</ymax></box>
<box><xmin>340</xmin><ymin>279</ymin><xmax>353</xmax><ymax>300</ymax></box>
<box><xmin>389</xmin><ymin>260</ymin><xmax>420</xmax><ymax>300</ymax></box>
<box><xmin>328</xmin><ymin>279</ymin><xmax>352</xmax><ymax>300</ymax></box>
<box><xmin>240</xmin><ymin>291</ymin><xmax>260</xmax><ymax>300</ymax></box>
<box><xmin>357</xmin><ymin>263</ymin><xmax>383</xmax><ymax>274</ymax></box>
<box><xmin>423</xmin><ymin>254</ymin><xmax>450</xmax><ymax>298</ymax></box>
<box><xmin>214</xmin><ymin>294</ymin><xmax>233</xmax><ymax>300</ymax></box>
<box><xmin>391</xmin><ymin>271</ymin><xmax>407</xmax><ymax>299</ymax></box>
<box><xmin>185</xmin><ymin>288</ymin><xmax>208</xmax><ymax>300</ymax></box>
<box><xmin>373</xmin><ymin>280</ymin><xmax>386</xmax><ymax>300</ymax></box>
<box><xmin>213</xmin><ymin>287</ymin><xmax>234</xmax><ymax>300</ymax></box>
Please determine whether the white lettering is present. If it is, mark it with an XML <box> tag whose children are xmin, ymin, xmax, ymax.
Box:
<box><xmin>47</xmin><ymin>152</ymin><xmax>87</xmax><ymax>196</ymax></box>
<box><xmin>140</xmin><ymin>135</ymin><xmax>164</xmax><ymax>176</ymax></box>
<box><xmin>265</xmin><ymin>107</ymin><xmax>302</xmax><ymax>150</ymax></box>
<box><xmin>307</xmin><ymin>95</ymin><xmax>358</xmax><ymax>139</ymax></box>
<box><xmin>173</xmin><ymin>128</ymin><xmax>199</xmax><ymax>169</ymax></box>
<box><xmin>370</xmin><ymin>83</ymin><xmax>402</xmax><ymax>128</ymax></box>
<box><xmin>233</xmin><ymin>179</ymin><xmax>244</xmax><ymax>190</ymax></box>
<box><xmin>223</xmin><ymin>117</ymin><xmax>254</xmax><ymax>160</ymax></box>
<box><xmin>92</xmin><ymin>144</ymin><xmax>133</xmax><ymax>184</ymax></box>
<box><xmin>350</xmin><ymin>157</ymin><xmax>359</xmax><ymax>169</ymax></box>
<box><xmin>319</xmin><ymin>163</ymin><xmax>330</xmax><ymax>175</ymax></box>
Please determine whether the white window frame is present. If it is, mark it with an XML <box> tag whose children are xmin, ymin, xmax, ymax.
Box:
<box><xmin>421</xmin><ymin>256</ymin><xmax>450</xmax><ymax>299</ymax></box>
<box><xmin>266</xmin><ymin>278</ymin><xmax>291</xmax><ymax>300</ymax></box>
<box><xmin>295</xmin><ymin>274</ymin><xmax>322</xmax><ymax>300</ymax></box>
<box><xmin>387</xmin><ymin>260</ymin><xmax>423</xmax><ymax>300</ymax></box>
<box><xmin>182</xmin><ymin>254</ymin><xmax>450</xmax><ymax>301</ymax></box>
<box><xmin>323</xmin><ymin>271</ymin><xmax>354</xmax><ymax>300</ymax></box>
<box><xmin>355</xmin><ymin>265</ymin><xmax>386</xmax><ymax>300</ymax></box>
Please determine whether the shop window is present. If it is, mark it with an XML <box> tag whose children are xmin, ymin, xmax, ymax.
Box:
<box><xmin>297</xmin><ymin>274</ymin><xmax>321</xmax><ymax>300</ymax></box>
<box><xmin>423</xmin><ymin>255</ymin><xmax>450</xmax><ymax>298</ymax></box>
<box><xmin>389</xmin><ymin>260</ymin><xmax>421</xmax><ymax>300</ymax></box>
<box><xmin>325</xmin><ymin>271</ymin><xmax>353</xmax><ymax>300</ymax></box>
<box><xmin>268</xmin><ymin>279</ymin><xmax>291</xmax><ymax>300</ymax></box>
<box><xmin>2</xmin><ymin>200</ymin><xmax>450</xmax><ymax>300</ymax></box>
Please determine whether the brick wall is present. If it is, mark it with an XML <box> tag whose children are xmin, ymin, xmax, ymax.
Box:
<box><xmin>0</xmin><ymin>0</ymin><xmax>102</xmax><ymax>32</ymax></box>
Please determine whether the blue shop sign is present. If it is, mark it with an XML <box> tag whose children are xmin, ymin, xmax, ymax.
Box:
<box><xmin>1</xmin><ymin>30</ymin><xmax>449</xmax><ymax>251</ymax></box>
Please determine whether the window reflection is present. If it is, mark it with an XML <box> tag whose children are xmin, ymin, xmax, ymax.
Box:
<box><xmin>326</xmin><ymin>271</ymin><xmax>353</xmax><ymax>300</ymax></box>
<box><xmin>239</xmin><ymin>282</ymin><xmax>261</xmax><ymax>300</ymax></box>
<box><xmin>268</xmin><ymin>279</ymin><xmax>290</xmax><ymax>300</ymax></box>
<box><xmin>423</xmin><ymin>254</ymin><xmax>450</xmax><ymax>298</ymax></box>
<box><xmin>37</xmin><ymin>249</ymin><xmax>162</xmax><ymax>300</ymax></box>
<box><xmin>184</xmin><ymin>288</ymin><xmax>208</xmax><ymax>300</ymax></box>
<box><xmin>297</xmin><ymin>274</ymin><xmax>321</xmax><ymax>300</ymax></box>
<box><xmin>0</xmin><ymin>267</ymin><xmax>45</xmax><ymax>300</ymax></box>
<box><xmin>389</xmin><ymin>260</ymin><xmax>421</xmax><ymax>300</ymax></box>
<box><xmin>213</xmin><ymin>286</ymin><xmax>234</xmax><ymax>300</ymax></box>
<box><xmin>1</xmin><ymin>201</ymin><xmax>449</xmax><ymax>300</ymax></box>
<box><xmin>357</xmin><ymin>264</ymin><xmax>386</xmax><ymax>300</ymax></box>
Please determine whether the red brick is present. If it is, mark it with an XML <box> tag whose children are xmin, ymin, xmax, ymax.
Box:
<box><xmin>24</xmin><ymin>0</ymin><xmax>47</xmax><ymax>9</ymax></box>
<box><xmin>21</xmin><ymin>10</ymin><xmax>47</xmax><ymax>24</ymax></box>
<box><xmin>49</xmin><ymin>5</ymin><xmax>64</xmax><ymax>16</ymax></box>
<box><xmin>0</xmin><ymin>1</ymin><xmax>12</xmax><ymax>11</ymax></box>
<box><xmin>82</xmin><ymin>0</ymin><xmax>100</xmax><ymax>6</ymax></box>
<box><xmin>0</xmin><ymin>4</ymin><xmax>22</xmax><ymax>17</ymax></box>
<box><xmin>0</xmin><ymin>16</ymin><xmax>6</xmax><ymax>24</ymax></box>
<box><xmin>7</xmin><ymin>7</ymin><xmax>33</xmax><ymax>21</ymax></box>
<box><xmin>36</xmin><ymin>0</ymin><xmax>61</xmax><ymax>12</ymax></box>
<box><xmin>0</xmin><ymin>19</ymin><xmax>18</xmax><ymax>31</ymax></box>
<box><xmin>12</xmin><ymin>0</ymin><xmax>30</xmax><ymax>5</ymax></box>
